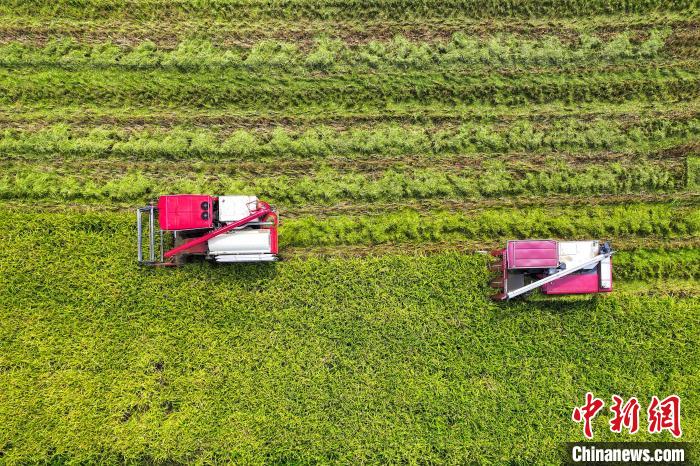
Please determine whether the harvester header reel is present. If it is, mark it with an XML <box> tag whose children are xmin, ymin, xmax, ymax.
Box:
<box><xmin>137</xmin><ymin>194</ymin><xmax>278</xmax><ymax>266</ymax></box>
<box><xmin>490</xmin><ymin>240</ymin><xmax>613</xmax><ymax>300</ymax></box>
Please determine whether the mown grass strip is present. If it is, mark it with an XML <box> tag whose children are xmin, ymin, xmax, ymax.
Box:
<box><xmin>0</xmin><ymin>160</ymin><xmax>686</xmax><ymax>205</ymax></box>
<box><xmin>0</xmin><ymin>67</ymin><xmax>696</xmax><ymax>109</ymax></box>
<box><xmin>0</xmin><ymin>0</ymin><xmax>693</xmax><ymax>21</ymax></box>
<box><xmin>0</xmin><ymin>31</ymin><xmax>671</xmax><ymax>72</ymax></box>
<box><xmin>1</xmin><ymin>116</ymin><xmax>697</xmax><ymax>160</ymax></box>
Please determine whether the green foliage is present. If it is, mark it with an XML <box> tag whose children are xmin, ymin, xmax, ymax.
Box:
<box><xmin>305</xmin><ymin>37</ymin><xmax>344</xmax><ymax>70</ymax></box>
<box><xmin>1</xmin><ymin>206</ymin><xmax>698</xmax><ymax>463</ymax></box>
<box><xmin>1</xmin><ymin>117</ymin><xmax>697</xmax><ymax>160</ymax></box>
<box><xmin>280</xmin><ymin>204</ymin><xmax>700</xmax><ymax>247</ymax></box>
<box><xmin>0</xmin><ymin>161</ymin><xmax>683</xmax><ymax>204</ymax></box>
<box><xmin>615</xmin><ymin>248</ymin><xmax>700</xmax><ymax>280</ymax></box>
<box><xmin>0</xmin><ymin>0</ymin><xmax>693</xmax><ymax>21</ymax></box>
<box><xmin>688</xmin><ymin>156</ymin><xmax>700</xmax><ymax>190</ymax></box>
<box><xmin>0</xmin><ymin>31</ymin><xmax>673</xmax><ymax>71</ymax></box>
<box><xmin>161</xmin><ymin>39</ymin><xmax>242</xmax><ymax>70</ymax></box>
<box><xmin>0</xmin><ymin>1</ymin><xmax>697</xmax><ymax>463</ymax></box>
<box><xmin>243</xmin><ymin>40</ymin><xmax>300</xmax><ymax>68</ymax></box>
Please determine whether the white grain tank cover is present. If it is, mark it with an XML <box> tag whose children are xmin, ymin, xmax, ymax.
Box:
<box><xmin>218</xmin><ymin>195</ymin><xmax>259</xmax><ymax>223</ymax></box>
<box><xmin>208</xmin><ymin>230</ymin><xmax>272</xmax><ymax>255</ymax></box>
<box><xmin>558</xmin><ymin>241</ymin><xmax>599</xmax><ymax>270</ymax></box>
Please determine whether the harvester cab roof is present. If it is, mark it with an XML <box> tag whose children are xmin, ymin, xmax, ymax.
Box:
<box><xmin>137</xmin><ymin>194</ymin><xmax>278</xmax><ymax>266</ymax></box>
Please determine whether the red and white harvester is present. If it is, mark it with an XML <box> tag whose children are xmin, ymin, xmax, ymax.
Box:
<box><xmin>490</xmin><ymin>240</ymin><xmax>614</xmax><ymax>300</ymax></box>
<box><xmin>137</xmin><ymin>194</ymin><xmax>278</xmax><ymax>266</ymax></box>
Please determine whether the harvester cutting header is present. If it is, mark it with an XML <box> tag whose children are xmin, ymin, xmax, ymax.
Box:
<box><xmin>137</xmin><ymin>194</ymin><xmax>278</xmax><ymax>266</ymax></box>
<box><xmin>136</xmin><ymin>194</ymin><xmax>614</xmax><ymax>300</ymax></box>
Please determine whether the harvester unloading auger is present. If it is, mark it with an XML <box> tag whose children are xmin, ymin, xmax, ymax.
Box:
<box><xmin>136</xmin><ymin>194</ymin><xmax>614</xmax><ymax>300</ymax></box>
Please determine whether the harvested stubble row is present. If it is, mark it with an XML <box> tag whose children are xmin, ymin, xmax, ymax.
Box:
<box><xmin>0</xmin><ymin>31</ymin><xmax>672</xmax><ymax>71</ymax></box>
<box><xmin>0</xmin><ymin>117</ymin><xmax>697</xmax><ymax>159</ymax></box>
<box><xmin>0</xmin><ymin>68</ymin><xmax>697</xmax><ymax>109</ymax></box>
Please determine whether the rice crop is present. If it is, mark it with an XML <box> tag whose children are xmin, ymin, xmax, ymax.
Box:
<box><xmin>0</xmin><ymin>0</ymin><xmax>698</xmax><ymax>462</ymax></box>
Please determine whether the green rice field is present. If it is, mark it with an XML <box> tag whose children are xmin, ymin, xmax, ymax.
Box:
<box><xmin>0</xmin><ymin>0</ymin><xmax>698</xmax><ymax>463</ymax></box>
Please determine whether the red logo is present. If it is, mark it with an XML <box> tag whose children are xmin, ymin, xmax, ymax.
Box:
<box><xmin>609</xmin><ymin>395</ymin><xmax>640</xmax><ymax>434</ymax></box>
<box><xmin>573</xmin><ymin>393</ymin><xmax>681</xmax><ymax>438</ymax></box>
<box><xmin>648</xmin><ymin>395</ymin><xmax>682</xmax><ymax>438</ymax></box>
<box><xmin>572</xmin><ymin>392</ymin><xmax>605</xmax><ymax>439</ymax></box>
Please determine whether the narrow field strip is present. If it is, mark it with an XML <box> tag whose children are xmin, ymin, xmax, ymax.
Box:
<box><xmin>279</xmin><ymin>205</ymin><xmax>700</xmax><ymax>249</ymax></box>
<box><xmin>280</xmin><ymin>193</ymin><xmax>700</xmax><ymax>217</ymax></box>
<box><xmin>0</xmin><ymin>67</ymin><xmax>696</xmax><ymax>110</ymax></box>
<box><xmin>284</xmin><ymin>237</ymin><xmax>700</xmax><ymax>261</ymax></box>
<box><xmin>2</xmin><ymin>98</ymin><xmax>697</xmax><ymax>128</ymax></box>
<box><xmin>2</xmin><ymin>148</ymin><xmax>688</xmax><ymax>178</ymax></box>
<box><xmin>0</xmin><ymin>115</ymin><xmax>696</xmax><ymax>161</ymax></box>
<box><xmin>3</xmin><ymin>192</ymin><xmax>699</xmax><ymax>218</ymax></box>
<box><xmin>610</xmin><ymin>279</ymin><xmax>700</xmax><ymax>297</ymax></box>
<box><xmin>0</xmin><ymin>0</ymin><xmax>693</xmax><ymax>21</ymax></box>
<box><xmin>3</xmin><ymin>202</ymin><xmax>697</xmax><ymax>252</ymax></box>
<box><xmin>1</xmin><ymin>160</ymin><xmax>689</xmax><ymax>205</ymax></box>
<box><xmin>0</xmin><ymin>12</ymin><xmax>696</xmax><ymax>49</ymax></box>
<box><xmin>0</xmin><ymin>30</ymin><xmax>677</xmax><ymax>72</ymax></box>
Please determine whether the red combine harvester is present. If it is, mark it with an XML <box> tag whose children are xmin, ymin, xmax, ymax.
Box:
<box><xmin>136</xmin><ymin>194</ymin><xmax>278</xmax><ymax>265</ymax></box>
<box><xmin>490</xmin><ymin>240</ymin><xmax>614</xmax><ymax>300</ymax></box>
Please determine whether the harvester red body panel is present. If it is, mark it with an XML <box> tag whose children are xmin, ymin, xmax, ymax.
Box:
<box><xmin>506</xmin><ymin>240</ymin><xmax>559</xmax><ymax>269</ymax></box>
<box><xmin>491</xmin><ymin>240</ymin><xmax>613</xmax><ymax>300</ymax></box>
<box><xmin>137</xmin><ymin>195</ymin><xmax>278</xmax><ymax>265</ymax></box>
<box><xmin>157</xmin><ymin>194</ymin><xmax>214</xmax><ymax>231</ymax></box>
